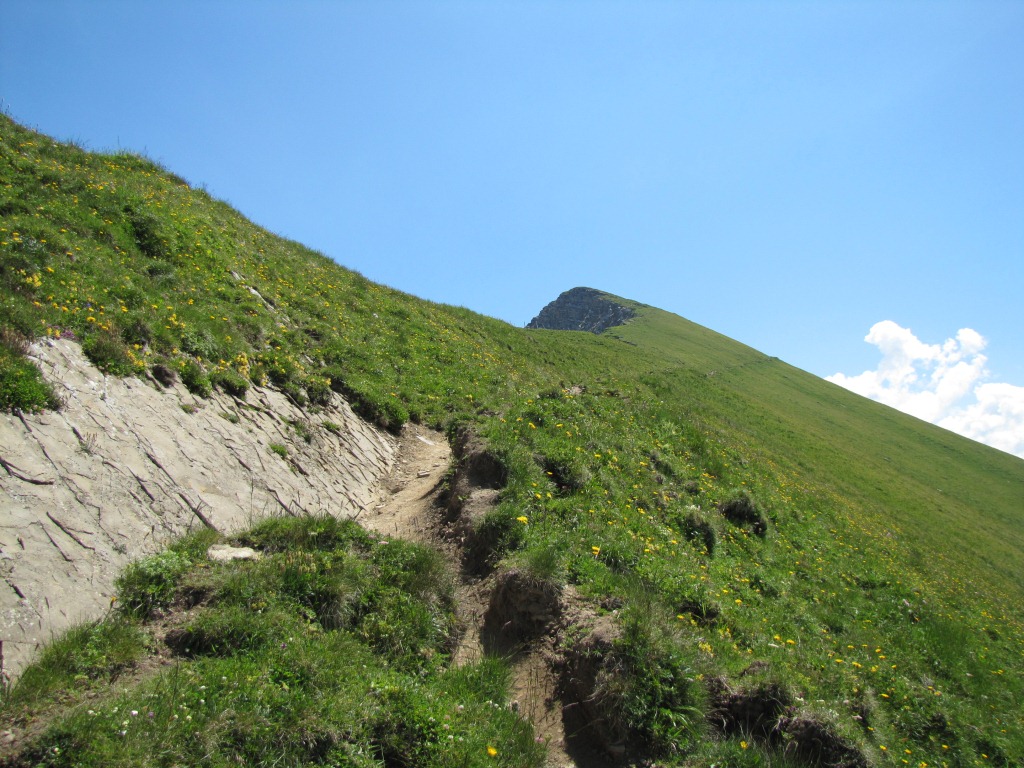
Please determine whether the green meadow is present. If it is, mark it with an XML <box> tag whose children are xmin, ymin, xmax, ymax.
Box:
<box><xmin>2</xmin><ymin>113</ymin><xmax>1023</xmax><ymax>766</ymax></box>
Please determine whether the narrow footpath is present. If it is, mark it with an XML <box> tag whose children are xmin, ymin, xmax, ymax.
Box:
<box><xmin>361</xmin><ymin>424</ymin><xmax>581</xmax><ymax>768</ymax></box>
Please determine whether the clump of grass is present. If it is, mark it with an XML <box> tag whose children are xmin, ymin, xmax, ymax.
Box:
<box><xmin>0</xmin><ymin>328</ymin><xmax>59</xmax><ymax>412</ymax></box>
<box><xmin>268</xmin><ymin>442</ymin><xmax>288</xmax><ymax>459</ymax></box>
<box><xmin>518</xmin><ymin>542</ymin><xmax>566</xmax><ymax>584</ymax></box>
<box><xmin>304</xmin><ymin>375</ymin><xmax>332</xmax><ymax>407</ymax></box>
<box><xmin>115</xmin><ymin>550</ymin><xmax>191</xmax><ymax>619</ymax></box>
<box><xmin>235</xmin><ymin>512</ymin><xmax>372</xmax><ymax>554</ymax></box>
<box><xmin>679</xmin><ymin>505</ymin><xmax>721</xmax><ymax>555</ymax></box>
<box><xmin>560</xmin><ymin>603</ymin><xmax>702</xmax><ymax>756</ymax></box>
<box><xmin>717</xmin><ymin>489</ymin><xmax>768</xmax><ymax>537</ymax></box>
<box><xmin>178</xmin><ymin>358</ymin><xmax>211</xmax><ymax>397</ymax></box>
<box><xmin>0</xmin><ymin>618</ymin><xmax>147</xmax><ymax>714</ymax></box>
<box><xmin>167</xmin><ymin>527</ymin><xmax>222</xmax><ymax>560</ymax></box>
<box><xmin>464</xmin><ymin>505</ymin><xmax>527</xmax><ymax>575</ymax></box>
<box><xmin>164</xmin><ymin>603</ymin><xmax>301</xmax><ymax>658</ymax></box>
<box><xmin>289</xmin><ymin>418</ymin><xmax>313</xmax><ymax>443</ymax></box>
<box><xmin>611</xmin><ymin>615</ymin><xmax>702</xmax><ymax>754</ymax></box>
<box><xmin>81</xmin><ymin>331</ymin><xmax>143</xmax><ymax>376</ymax></box>
<box><xmin>209</xmin><ymin>367</ymin><xmax>249</xmax><ymax>398</ymax></box>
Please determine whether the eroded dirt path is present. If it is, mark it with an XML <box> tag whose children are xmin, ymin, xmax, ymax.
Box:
<box><xmin>361</xmin><ymin>424</ymin><xmax>580</xmax><ymax>768</ymax></box>
<box><xmin>364</xmin><ymin>423</ymin><xmax>451</xmax><ymax>540</ymax></box>
<box><xmin>360</xmin><ymin>424</ymin><xmax>490</xmax><ymax>668</ymax></box>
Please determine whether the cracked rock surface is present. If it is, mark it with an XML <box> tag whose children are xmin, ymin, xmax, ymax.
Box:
<box><xmin>0</xmin><ymin>339</ymin><xmax>396</xmax><ymax>678</ymax></box>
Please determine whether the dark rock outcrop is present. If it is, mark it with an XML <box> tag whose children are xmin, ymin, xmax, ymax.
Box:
<box><xmin>526</xmin><ymin>287</ymin><xmax>635</xmax><ymax>334</ymax></box>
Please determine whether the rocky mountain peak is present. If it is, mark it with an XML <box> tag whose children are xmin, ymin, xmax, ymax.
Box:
<box><xmin>526</xmin><ymin>287</ymin><xmax>636</xmax><ymax>334</ymax></box>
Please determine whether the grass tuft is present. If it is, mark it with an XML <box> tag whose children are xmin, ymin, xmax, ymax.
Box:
<box><xmin>0</xmin><ymin>334</ymin><xmax>60</xmax><ymax>412</ymax></box>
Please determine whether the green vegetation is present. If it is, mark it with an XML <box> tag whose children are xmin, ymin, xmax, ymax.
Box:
<box><xmin>2</xmin><ymin>113</ymin><xmax>1023</xmax><ymax>766</ymax></box>
<box><xmin>1</xmin><ymin>517</ymin><xmax>541</xmax><ymax>767</ymax></box>
<box><xmin>0</xmin><ymin>328</ymin><xmax>59</xmax><ymax>412</ymax></box>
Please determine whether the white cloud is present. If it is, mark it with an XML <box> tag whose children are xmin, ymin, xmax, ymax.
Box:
<box><xmin>827</xmin><ymin>321</ymin><xmax>1024</xmax><ymax>459</ymax></box>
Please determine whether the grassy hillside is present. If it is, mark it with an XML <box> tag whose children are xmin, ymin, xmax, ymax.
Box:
<box><xmin>610</xmin><ymin>301</ymin><xmax>1024</xmax><ymax>603</ymax></box>
<box><xmin>2</xmin><ymin>114</ymin><xmax>1023</xmax><ymax>767</ymax></box>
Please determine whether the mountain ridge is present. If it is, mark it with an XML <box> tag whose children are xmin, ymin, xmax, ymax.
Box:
<box><xmin>2</xmin><ymin>113</ymin><xmax>1023</xmax><ymax>766</ymax></box>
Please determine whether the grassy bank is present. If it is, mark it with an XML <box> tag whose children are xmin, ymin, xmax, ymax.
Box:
<box><xmin>1</xmin><ymin>516</ymin><xmax>542</xmax><ymax>767</ymax></box>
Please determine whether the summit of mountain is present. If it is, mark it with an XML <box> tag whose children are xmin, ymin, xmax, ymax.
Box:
<box><xmin>525</xmin><ymin>286</ymin><xmax>636</xmax><ymax>334</ymax></box>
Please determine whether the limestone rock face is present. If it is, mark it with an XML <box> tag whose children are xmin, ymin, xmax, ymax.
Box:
<box><xmin>526</xmin><ymin>287</ymin><xmax>635</xmax><ymax>334</ymax></box>
<box><xmin>0</xmin><ymin>339</ymin><xmax>397</xmax><ymax>678</ymax></box>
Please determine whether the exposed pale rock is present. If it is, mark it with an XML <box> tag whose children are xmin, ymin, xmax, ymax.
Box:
<box><xmin>0</xmin><ymin>339</ymin><xmax>397</xmax><ymax>678</ymax></box>
<box><xmin>207</xmin><ymin>545</ymin><xmax>260</xmax><ymax>562</ymax></box>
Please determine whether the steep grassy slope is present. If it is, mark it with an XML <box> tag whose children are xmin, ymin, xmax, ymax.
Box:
<box><xmin>2</xmin><ymin>114</ymin><xmax>1023</xmax><ymax>767</ymax></box>
<box><xmin>611</xmin><ymin>300</ymin><xmax>1024</xmax><ymax>604</ymax></box>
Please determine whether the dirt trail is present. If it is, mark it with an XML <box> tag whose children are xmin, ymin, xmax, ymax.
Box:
<box><xmin>363</xmin><ymin>424</ymin><xmax>450</xmax><ymax>540</ymax></box>
<box><xmin>361</xmin><ymin>424</ymin><xmax>489</xmax><ymax>668</ymax></box>
<box><xmin>361</xmin><ymin>424</ymin><xmax>579</xmax><ymax>768</ymax></box>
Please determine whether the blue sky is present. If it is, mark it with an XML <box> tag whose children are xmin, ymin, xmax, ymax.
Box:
<box><xmin>2</xmin><ymin>2</ymin><xmax>1022</xmax><ymax>455</ymax></box>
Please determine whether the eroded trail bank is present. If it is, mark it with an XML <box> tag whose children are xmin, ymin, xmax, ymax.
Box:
<box><xmin>362</xmin><ymin>426</ymin><xmax>587</xmax><ymax>768</ymax></box>
<box><xmin>1</xmin><ymin>339</ymin><xmax>397</xmax><ymax>679</ymax></box>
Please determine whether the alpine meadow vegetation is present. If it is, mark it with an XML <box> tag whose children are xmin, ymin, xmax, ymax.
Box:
<box><xmin>2</xmin><ymin>113</ymin><xmax>1023</xmax><ymax>766</ymax></box>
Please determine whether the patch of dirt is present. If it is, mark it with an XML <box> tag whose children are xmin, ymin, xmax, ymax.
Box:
<box><xmin>510</xmin><ymin>648</ymin><xmax>574</xmax><ymax>767</ymax></box>
<box><xmin>554</xmin><ymin>603</ymin><xmax>626</xmax><ymax>766</ymax></box>
<box><xmin>777</xmin><ymin>715</ymin><xmax>870</xmax><ymax>768</ymax></box>
<box><xmin>706</xmin><ymin>675</ymin><xmax>794</xmax><ymax>741</ymax></box>
<box><xmin>484</xmin><ymin>569</ymin><xmax>563</xmax><ymax>645</ymax></box>
<box><xmin>364</xmin><ymin>423</ymin><xmax>451</xmax><ymax>541</ymax></box>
